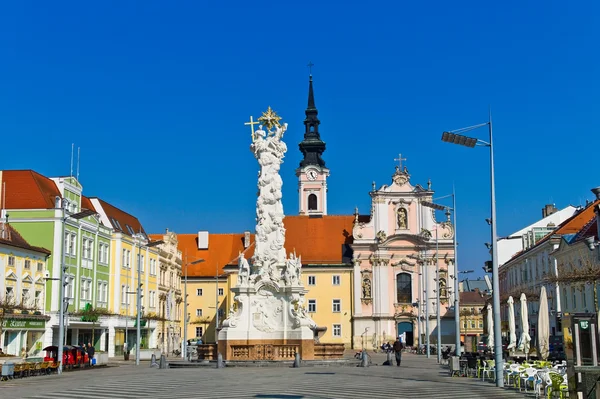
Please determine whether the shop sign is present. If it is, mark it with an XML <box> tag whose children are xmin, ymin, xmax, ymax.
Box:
<box><xmin>1</xmin><ymin>318</ymin><xmax>46</xmax><ymax>329</ymax></box>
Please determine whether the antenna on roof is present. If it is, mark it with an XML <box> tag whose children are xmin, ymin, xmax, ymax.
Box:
<box><xmin>70</xmin><ymin>143</ymin><xmax>74</xmax><ymax>178</ymax></box>
<box><xmin>76</xmin><ymin>147</ymin><xmax>81</xmax><ymax>181</ymax></box>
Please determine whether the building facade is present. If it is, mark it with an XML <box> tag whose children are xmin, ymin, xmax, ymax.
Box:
<box><xmin>149</xmin><ymin>229</ymin><xmax>183</xmax><ymax>355</ymax></box>
<box><xmin>0</xmin><ymin>171</ymin><xmax>112</xmax><ymax>351</ymax></box>
<box><xmin>0</xmin><ymin>222</ymin><xmax>50</xmax><ymax>356</ymax></box>
<box><xmin>91</xmin><ymin>197</ymin><xmax>161</xmax><ymax>357</ymax></box>
<box><xmin>458</xmin><ymin>290</ymin><xmax>486</xmax><ymax>352</ymax></box>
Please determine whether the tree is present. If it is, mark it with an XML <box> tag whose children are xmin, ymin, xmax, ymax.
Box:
<box><xmin>72</xmin><ymin>304</ymin><xmax>115</xmax><ymax>345</ymax></box>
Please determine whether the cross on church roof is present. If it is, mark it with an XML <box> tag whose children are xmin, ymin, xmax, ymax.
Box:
<box><xmin>394</xmin><ymin>153</ymin><xmax>407</xmax><ymax>170</ymax></box>
<box><xmin>307</xmin><ymin>61</ymin><xmax>314</xmax><ymax>75</ymax></box>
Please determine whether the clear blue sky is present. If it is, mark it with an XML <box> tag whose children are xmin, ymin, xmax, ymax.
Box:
<box><xmin>2</xmin><ymin>1</ymin><xmax>598</xmax><ymax>278</ymax></box>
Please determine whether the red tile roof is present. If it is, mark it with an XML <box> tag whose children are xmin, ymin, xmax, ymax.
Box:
<box><xmin>506</xmin><ymin>199</ymin><xmax>600</xmax><ymax>264</ymax></box>
<box><xmin>1</xmin><ymin>170</ymin><xmax>61</xmax><ymax>209</ymax></box>
<box><xmin>460</xmin><ymin>291</ymin><xmax>486</xmax><ymax>304</ymax></box>
<box><xmin>0</xmin><ymin>223</ymin><xmax>51</xmax><ymax>255</ymax></box>
<box><xmin>81</xmin><ymin>196</ymin><xmax>96</xmax><ymax>213</ymax></box>
<box><xmin>91</xmin><ymin>197</ymin><xmax>146</xmax><ymax>237</ymax></box>
<box><xmin>176</xmin><ymin>215</ymin><xmax>355</xmax><ymax>278</ymax></box>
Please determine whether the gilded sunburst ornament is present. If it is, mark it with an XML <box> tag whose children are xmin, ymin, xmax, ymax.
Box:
<box><xmin>258</xmin><ymin>106</ymin><xmax>282</xmax><ymax>130</ymax></box>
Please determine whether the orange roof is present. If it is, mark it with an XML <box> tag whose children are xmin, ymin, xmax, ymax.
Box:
<box><xmin>178</xmin><ymin>233</ymin><xmax>253</xmax><ymax>277</ymax></box>
<box><xmin>283</xmin><ymin>215</ymin><xmax>354</xmax><ymax>264</ymax></box>
<box><xmin>177</xmin><ymin>215</ymin><xmax>355</xmax><ymax>278</ymax></box>
<box><xmin>507</xmin><ymin>199</ymin><xmax>600</xmax><ymax>263</ymax></box>
<box><xmin>81</xmin><ymin>196</ymin><xmax>96</xmax><ymax>212</ymax></box>
<box><xmin>1</xmin><ymin>170</ymin><xmax>61</xmax><ymax>209</ymax></box>
<box><xmin>91</xmin><ymin>197</ymin><xmax>146</xmax><ymax>237</ymax></box>
<box><xmin>0</xmin><ymin>223</ymin><xmax>51</xmax><ymax>255</ymax></box>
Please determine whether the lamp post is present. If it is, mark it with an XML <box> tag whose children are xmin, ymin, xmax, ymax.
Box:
<box><xmin>183</xmin><ymin>257</ymin><xmax>204</xmax><ymax>359</ymax></box>
<box><xmin>133</xmin><ymin>234</ymin><xmax>163</xmax><ymax>366</ymax></box>
<box><xmin>57</xmin><ymin>206</ymin><xmax>96</xmax><ymax>374</ymax></box>
<box><xmin>441</xmin><ymin>111</ymin><xmax>503</xmax><ymax>387</ymax></box>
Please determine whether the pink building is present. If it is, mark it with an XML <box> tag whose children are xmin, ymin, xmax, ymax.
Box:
<box><xmin>351</xmin><ymin>165</ymin><xmax>456</xmax><ymax>349</ymax></box>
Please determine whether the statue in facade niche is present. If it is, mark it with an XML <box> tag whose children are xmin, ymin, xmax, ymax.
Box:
<box><xmin>362</xmin><ymin>278</ymin><xmax>372</xmax><ymax>298</ymax></box>
<box><xmin>397</xmin><ymin>207</ymin><xmax>408</xmax><ymax>229</ymax></box>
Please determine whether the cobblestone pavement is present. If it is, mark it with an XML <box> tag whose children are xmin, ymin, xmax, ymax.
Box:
<box><xmin>0</xmin><ymin>353</ymin><xmax>534</xmax><ymax>398</ymax></box>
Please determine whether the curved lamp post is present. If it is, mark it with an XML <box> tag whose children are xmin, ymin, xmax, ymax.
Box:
<box><xmin>441</xmin><ymin>111</ymin><xmax>503</xmax><ymax>387</ymax></box>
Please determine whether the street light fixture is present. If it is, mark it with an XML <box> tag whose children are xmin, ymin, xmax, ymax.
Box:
<box><xmin>133</xmin><ymin>234</ymin><xmax>163</xmax><ymax>366</ymax></box>
<box><xmin>441</xmin><ymin>112</ymin><xmax>504</xmax><ymax>387</ymax></box>
<box><xmin>184</xmin><ymin>258</ymin><xmax>204</xmax><ymax>359</ymax></box>
<box><xmin>422</xmin><ymin>191</ymin><xmax>460</xmax><ymax>357</ymax></box>
<box><xmin>57</xmin><ymin>206</ymin><xmax>97</xmax><ymax>374</ymax></box>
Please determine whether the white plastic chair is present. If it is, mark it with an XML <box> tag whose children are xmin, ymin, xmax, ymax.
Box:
<box><xmin>482</xmin><ymin>360</ymin><xmax>496</xmax><ymax>381</ymax></box>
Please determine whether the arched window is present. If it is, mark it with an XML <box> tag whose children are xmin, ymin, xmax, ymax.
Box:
<box><xmin>308</xmin><ymin>194</ymin><xmax>318</xmax><ymax>211</ymax></box>
<box><xmin>396</xmin><ymin>273</ymin><xmax>412</xmax><ymax>304</ymax></box>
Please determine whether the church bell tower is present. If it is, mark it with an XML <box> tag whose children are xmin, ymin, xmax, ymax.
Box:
<box><xmin>296</xmin><ymin>73</ymin><xmax>329</xmax><ymax>216</ymax></box>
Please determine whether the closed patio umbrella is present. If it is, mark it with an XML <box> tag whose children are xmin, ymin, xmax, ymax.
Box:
<box><xmin>507</xmin><ymin>296</ymin><xmax>517</xmax><ymax>353</ymax></box>
<box><xmin>486</xmin><ymin>303</ymin><xmax>494</xmax><ymax>353</ymax></box>
<box><xmin>537</xmin><ymin>286</ymin><xmax>550</xmax><ymax>360</ymax></box>
<box><xmin>518</xmin><ymin>293</ymin><xmax>531</xmax><ymax>359</ymax></box>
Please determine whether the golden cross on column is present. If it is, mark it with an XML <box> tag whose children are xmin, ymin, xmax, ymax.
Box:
<box><xmin>394</xmin><ymin>153</ymin><xmax>407</xmax><ymax>169</ymax></box>
<box><xmin>245</xmin><ymin>116</ymin><xmax>259</xmax><ymax>140</ymax></box>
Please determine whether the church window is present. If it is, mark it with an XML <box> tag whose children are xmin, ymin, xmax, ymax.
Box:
<box><xmin>308</xmin><ymin>194</ymin><xmax>318</xmax><ymax>211</ymax></box>
<box><xmin>396</xmin><ymin>273</ymin><xmax>412</xmax><ymax>304</ymax></box>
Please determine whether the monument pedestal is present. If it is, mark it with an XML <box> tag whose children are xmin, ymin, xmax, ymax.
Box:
<box><xmin>218</xmin><ymin>279</ymin><xmax>316</xmax><ymax>361</ymax></box>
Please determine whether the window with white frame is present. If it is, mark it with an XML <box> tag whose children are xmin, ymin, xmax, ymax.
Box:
<box><xmin>332</xmin><ymin>275</ymin><xmax>340</xmax><ymax>285</ymax></box>
<box><xmin>195</xmin><ymin>327</ymin><xmax>203</xmax><ymax>337</ymax></box>
<box><xmin>308</xmin><ymin>299</ymin><xmax>316</xmax><ymax>313</ymax></box>
<box><xmin>332</xmin><ymin>299</ymin><xmax>341</xmax><ymax>312</ymax></box>
<box><xmin>22</xmin><ymin>288</ymin><xmax>30</xmax><ymax>306</ymax></box>
<box><xmin>98</xmin><ymin>243</ymin><xmax>109</xmax><ymax>264</ymax></box>
<box><xmin>24</xmin><ymin>260</ymin><xmax>31</xmax><ymax>269</ymax></box>
<box><xmin>196</xmin><ymin>309</ymin><xmax>203</xmax><ymax>316</ymax></box>
<box><xmin>149</xmin><ymin>291</ymin><xmax>156</xmax><ymax>308</ymax></box>
<box><xmin>308</xmin><ymin>275</ymin><xmax>316</xmax><ymax>286</ymax></box>
<box><xmin>82</xmin><ymin>238</ymin><xmax>93</xmax><ymax>260</ymax></box>
<box><xmin>64</xmin><ymin>233</ymin><xmax>69</xmax><ymax>256</ymax></box>
<box><xmin>65</xmin><ymin>276</ymin><xmax>74</xmax><ymax>301</ymax></box>
<box><xmin>5</xmin><ymin>286</ymin><xmax>14</xmax><ymax>300</ymax></box>
<box><xmin>218</xmin><ymin>288</ymin><xmax>224</xmax><ymax>296</ymax></box>
<box><xmin>35</xmin><ymin>290</ymin><xmax>42</xmax><ymax>308</ymax></box>
<box><xmin>69</xmin><ymin>234</ymin><xmax>77</xmax><ymax>256</ymax></box>
<box><xmin>197</xmin><ymin>288</ymin><xmax>203</xmax><ymax>296</ymax></box>
<box><xmin>333</xmin><ymin>324</ymin><xmax>342</xmax><ymax>337</ymax></box>
<box><xmin>7</xmin><ymin>256</ymin><xmax>14</xmax><ymax>266</ymax></box>
<box><xmin>37</xmin><ymin>262</ymin><xmax>43</xmax><ymax>272</ymax></box>
<box><xmin>121</xmin><ymin>285</ymin><xmax>127</xmax><ymax>305</ymax></box>
<box><xmin>81</xmin><ymin>278</ymin><xmax>91</xmax><ymax>301</ymax></box>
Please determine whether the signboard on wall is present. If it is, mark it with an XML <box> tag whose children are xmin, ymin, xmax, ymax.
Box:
<box><xmin>2</xmin><ymin>318</ymin><xmax>46</xmax><ymax>329</ymax></box>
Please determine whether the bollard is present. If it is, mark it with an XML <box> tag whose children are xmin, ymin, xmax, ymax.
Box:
<box><xmin>293</xmin><ymin>352</ymin><xmax>301</xmax><ymax>368</ymax></box>
<box><xmin>150</xmin><ymin>353</ymin><xmax>156</xmax><ymax>367</ymax></box>
<box><xmin>159</xmin><ymin>354</ymin><xmax>167</xmax><ymax>369</ymax></box>
<box><xmin>216</xmin><ymin>352</ymin><xmax>225</xmax><ymax>369</ymax></box>
<box><xmin>360</xmin><ymin>350</ymin><xmax>369</xmax><ymax>367</ymax></box>
<box><xmin>386</xmin><ymin>351</ymin><xmax>393</xmax><ymax>366</ymax></box>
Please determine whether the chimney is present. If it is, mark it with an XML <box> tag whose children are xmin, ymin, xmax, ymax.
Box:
<box><xmin>197</xmin><ymin>231</ymin><xmax>209</xmax><ymax>250</ymax></box>
<box><xmin>542</xmin><ymin>204</ymin><xmax>558</xmax><ymax>218</ymax></box>
<box><xmin>244</xmin><ymin>231</ymin><xmax>251</xmax><ymax>248</ymax></box>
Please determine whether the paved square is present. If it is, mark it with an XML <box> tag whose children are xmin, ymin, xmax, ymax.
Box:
<box><xmin>0</xmin><ymin>354</ymin><xmax>533</xmax><ymax>398</ymax></box>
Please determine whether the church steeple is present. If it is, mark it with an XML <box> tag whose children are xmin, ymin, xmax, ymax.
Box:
<box><xmin>299</xmin><ymin>74</ymin><xmax>326</xmax><ymax>168</ymax></box>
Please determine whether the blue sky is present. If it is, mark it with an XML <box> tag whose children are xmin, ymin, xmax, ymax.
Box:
<box><xmin>1</xmin><ymin>1</ymin><xmax>598</xmax><ymax>278</ymax></box>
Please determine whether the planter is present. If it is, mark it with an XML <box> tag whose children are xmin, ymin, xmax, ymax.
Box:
<box><xmin>94</xmin><ymin>353</ymin><xmax>108</xmax><ymax>365</ymax></box>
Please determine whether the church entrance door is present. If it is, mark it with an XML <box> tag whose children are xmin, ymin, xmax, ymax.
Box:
<box><xmin>397</xmin><ymin>321</ymin><xmax>414</xmax><ymax>347</ymax></box>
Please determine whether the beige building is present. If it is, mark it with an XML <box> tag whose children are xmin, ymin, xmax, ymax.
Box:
<box><xmin>150</xmin><ymin>230</ymin><xmax>183</xmax><ymax>356</ymax></box>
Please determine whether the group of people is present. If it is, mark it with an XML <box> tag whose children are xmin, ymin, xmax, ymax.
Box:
<box><xmin>78</xmin><ymin>342</ymin><xmax>96</xmax><ymax>366</ymax></box>
<box><xmin>381</xmin><ymin>338</ymin><xmax>405</xmax><ymax>367</ymax></box>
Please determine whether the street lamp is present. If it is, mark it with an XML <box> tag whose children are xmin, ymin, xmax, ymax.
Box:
<box><xmin>57</xmin><ymin>206</ymin><xmax>97</xmax><ymax>374</ymax></box>
<box><xmin>183</xmin><ymin>257</ymin><xmax>204</xmax><ymax>359</ymax></box>
<box><xmin>133</xmin><ymin>234</ymin><xmax>163</xmax><ymax>366</ymax></box>
<box><xmin>422</xmin><ymin>195</ymin><xmax>458</xmax><ymax>360</ymax></box>
<box><xmin>441</xmin><ymin>111</ymin><xmax>504</xmax><ymax>387</ymax></box>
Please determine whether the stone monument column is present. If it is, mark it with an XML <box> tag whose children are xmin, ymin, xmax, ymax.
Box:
<box><xmin>218</xmin><ymin>108</ymin><xmax>316</xmax><ymax>361</ymax></box>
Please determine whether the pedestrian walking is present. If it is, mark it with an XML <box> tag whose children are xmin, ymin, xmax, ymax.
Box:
<box><xmin>87</xmin><ymin>342</ymin><xmax>95</xmax><ymax>366</ymax></box>
<box><xmin>393</xmin><ymin>337</ymin><xmax>404</xmax><ymax>366</ymax></box>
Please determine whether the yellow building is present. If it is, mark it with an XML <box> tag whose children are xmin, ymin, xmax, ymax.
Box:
<box><xmin>178</xmin><ymin>215</ymin><xmax>355</xmax><ymax>348</ymax></box>
<box><xmin>459</xmin><ymin>290</ymin><xmax>486</xmax><ymax>352</ymax></box>
<box><xmin>91</xmin><ymin>198</ymin><xmax>161</xmax><ymax>357</ymax></box>
<box><xmin>0</xmin><ymin>222</ymin><xmax>50</xmax><ymax>356</ymax></box>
